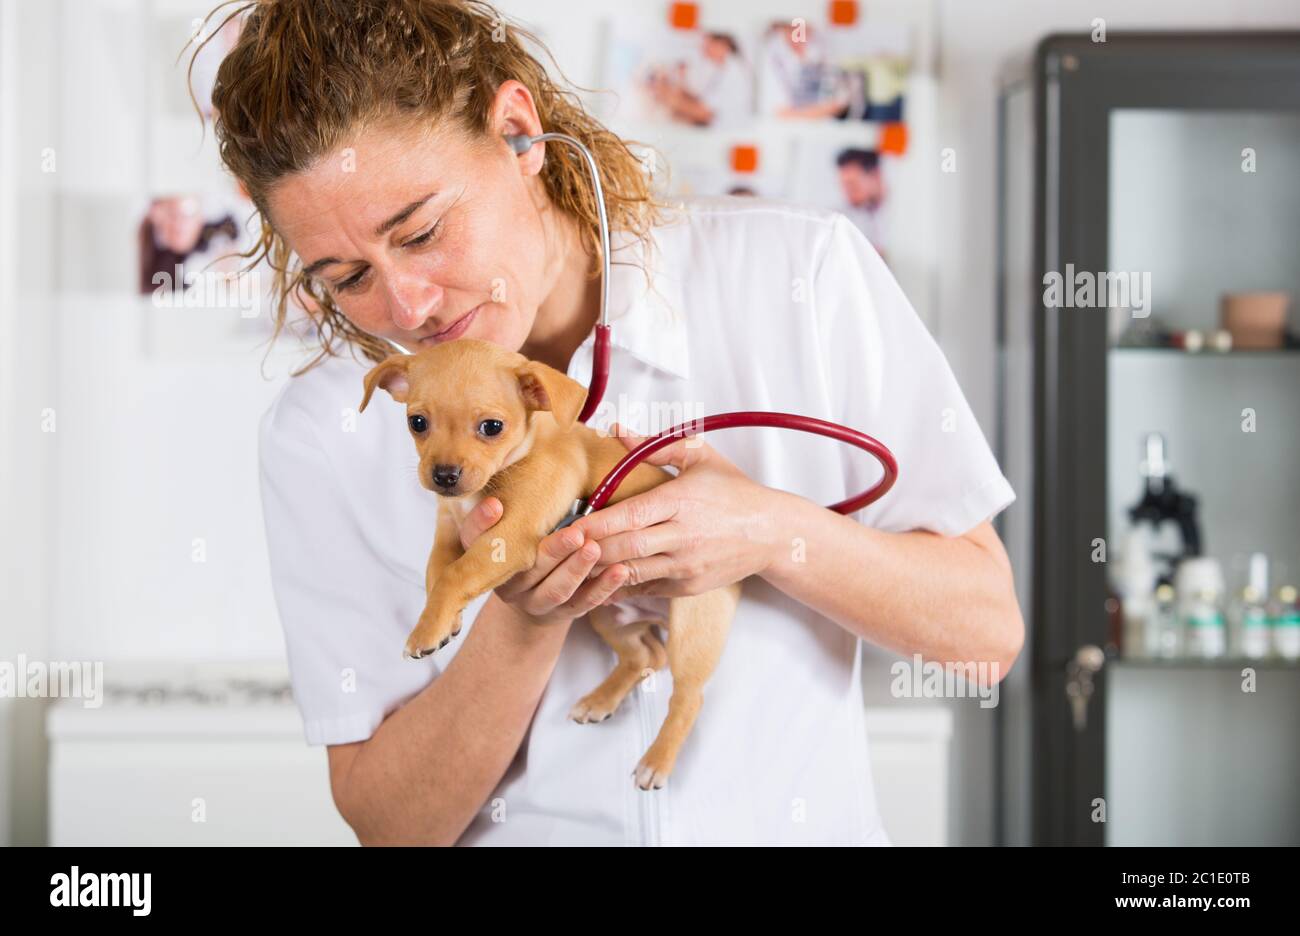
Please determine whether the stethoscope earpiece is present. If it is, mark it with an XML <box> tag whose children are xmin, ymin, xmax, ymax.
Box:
<box><xmin>504</xmin><ymin>133</ymin><xmax>535</xmax><ymax>155</ymax></box>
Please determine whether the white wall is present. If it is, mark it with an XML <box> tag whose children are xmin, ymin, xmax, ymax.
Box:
<box><xmin>41</xmin><ymin>0</ymin><xmax>301</xmax><ymax>665</ymax></box>
<box><xmin>0</xmin><ymin>0</ymin><xmax>63</xmax><ymax>847</ymax></box>
<box><xmin>0</xmin><ymin>0</ymin><xmax>301</xmax><ymax>843</ymax></box>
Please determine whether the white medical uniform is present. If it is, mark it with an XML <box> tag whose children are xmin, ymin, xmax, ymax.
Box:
<box><xmin>257</xmin><ymin>195</ymin><xmax>1015</xmax><ymax>846</ymax></box>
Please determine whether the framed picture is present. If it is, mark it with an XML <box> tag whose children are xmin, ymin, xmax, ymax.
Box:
<box><xmin>757</xmin><ymin>17</ymin><xmax>908</xmax><ymax>123</ymax></box>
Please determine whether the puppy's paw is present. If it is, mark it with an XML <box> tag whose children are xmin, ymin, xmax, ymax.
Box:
<box><xmin>403</xmin><ymin>611</ymin><xmax>463</xmax><ymax>660</ymax></box>
<box><xmin>632</xmin><ymin>758</ymin><xmax>672</xmax><ymax>791</ymax></box>
<box><xmin>567</xmin><ymin>690</ymin><xmax>623</xmax><ymax>724</ymax></box>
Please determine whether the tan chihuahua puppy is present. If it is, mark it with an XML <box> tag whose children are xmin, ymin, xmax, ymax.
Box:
<box><xmin>359</xmin><ymin>338</ymin><xmax>741</xmax><ymax>789</ymax></box>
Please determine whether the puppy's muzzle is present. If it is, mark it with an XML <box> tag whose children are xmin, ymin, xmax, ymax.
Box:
<box><xmin>432</xmin><ymin>464</ymin><xmax>462</xmax><ymax>492</ymax></box>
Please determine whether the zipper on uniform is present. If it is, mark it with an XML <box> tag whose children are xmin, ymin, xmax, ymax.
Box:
<box><xmin>635</xmin><ymin>669</ymin><xmax>662</xmax><ymax>846</ymax></box>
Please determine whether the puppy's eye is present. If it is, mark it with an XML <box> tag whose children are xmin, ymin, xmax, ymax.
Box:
<box><xmin>478</xmin><ymin>419</ymin><xmax>504</xmax><ymax>437</ymax></box>
<box><xmin>408</xmin><ymin>414</ymin><xmax>428</xmax><ymax>434</ymax></box>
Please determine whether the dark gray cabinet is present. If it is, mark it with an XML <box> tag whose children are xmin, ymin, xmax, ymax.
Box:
<box><xmin>996</xmin><ymin>34</ymin><xmax>1300</xmax><ymax>846</ymax></box>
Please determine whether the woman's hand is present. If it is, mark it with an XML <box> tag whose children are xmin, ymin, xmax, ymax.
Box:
<box><xmin>568</xmin><ymin>423</ymin><xmax>782</xmax><ymax>601</ymax></box>
<box><xmin>456</xmin><ymin>497</ymin><xmax>629</xmax><ymax>626</ymax></box>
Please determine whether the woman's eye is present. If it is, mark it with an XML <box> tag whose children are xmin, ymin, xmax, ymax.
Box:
<box><xmin>403</xmin><ymin>219</ymin><xmax>443</xmax><ymax>249</ymax></box>
<box><xmin>409</xmin><ymin>414</ymin><xmax>428</xmax><ymax>433</ymax></box>
<box><xmin>325</xmin><ymin>220</ymin><xmax>443</xmax><ymax>294</ymax></box>
<box><xmin>333</xmin><ymin>268</ymin><xmax>368</xmax><ymax>294</ymax></box>
<box><xmin>478</xmin><ymin>419</ymin><xmax>504</xmax><ymax>437</ymax></box>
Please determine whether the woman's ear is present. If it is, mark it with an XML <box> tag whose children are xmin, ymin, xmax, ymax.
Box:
<box><xmin>515</xmin><ymin>361</ymin><xmax>588</xmax><ymax>431</ymax></box>
<box><xmin>494</xmin><ymin>80</ymin><xmax>545</xmax><ymax>175</ymax></box>
<box><xmin>359</xmin><ymin>355</ymin><xmax>411</xmax><ymax>412</ymax></box>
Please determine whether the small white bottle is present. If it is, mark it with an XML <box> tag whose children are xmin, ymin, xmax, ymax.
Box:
<box><xmin>1177</xmin><ymin>558</ymin><xmax>1226</xmax><ymax>660</ymax></box>
<box><xmin>1238</xmin><ymin>586</ymin><xmax>1272</xmax><ymax>660</ymax></box>
<box><xmin>1273</xmin><ymin>585</ymin><xmax>1300</xmax><ymax>661</ymax></box>
<box><xmin>1184</xmin><ymin>589</ymin><xmax>1226</xmax><ymax>659</ymax></box>
<box><xmin>1149</xmin><ymin>583</ymin><xmax>1182</xmax><ymax>659</ymax></box>
<box><xmin>1235</xmin><ymin>554</ymin><xmax>1272</xmax><ymax>660</ymax></box>
<box><xmin>1115</xmin><ymin>531</ymin><xmax>1157</xmax><ymax>659</ymax></box>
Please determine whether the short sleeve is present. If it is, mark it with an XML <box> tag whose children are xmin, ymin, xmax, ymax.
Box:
<box><xmin>812</xmin><ymin>213</ymin><xmax>1015</xmax><ymax>536</ymax></box>
<box><xmin>257</xmin><ymin>396</ymin><xmax>450</xmax><ymax>746</ymax></box>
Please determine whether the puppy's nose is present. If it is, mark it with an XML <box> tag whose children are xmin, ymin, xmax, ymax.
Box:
<box><xmin>432</xmin><ymin>464</ymin><xmax>461</xmax><ymax>490</ymax></box>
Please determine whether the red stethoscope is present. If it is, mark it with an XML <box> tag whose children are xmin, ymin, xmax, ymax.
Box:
<box><xmin>383</xmin><ymin>132</ymin><xmax>899</xmax><ymax>527</ymax></box>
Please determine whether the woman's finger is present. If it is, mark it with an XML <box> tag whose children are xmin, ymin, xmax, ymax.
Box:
<box><xmin>648</xmin><ymin>436</ymin><xmax>709</xmax><ymax>470</ymax></box>
<box><xmin>607</xmin><ymin>421</ymin><xmax>639</xmax><ymax>445</ymax></box>
<box><xmin>561</xmin><ymin>563</ymin><xmax>629</xmax><ymax>617</ymax></box>
<box><xmin>521</xmin><ymin>537</ymin><xmax>603</xmax><ymax>614</ymax></box>
<box><xmin>568</xmin><ymin>489</ymin><xmax>678</xmax><ymax>543</ymax></box>
<box><xmin>604</xmin><ymin>572</ymin><xmax>685</xmax><ymax>603</ymax></box>
<box><xmin>614</xmin><ymin>553</ymin><xmax>680</xmax><ymax>590</ymax></box>
<box><xmin>609</xmin><ymin>421</ymin><xmax>708</xmax><ymax>471</ymax></box>
<box><xmin>458</xmin><ymin>496</ymin><xmax>503</xmax><ymax>550</ymax></box>
<box><xmin>584</xmin><ymin>521</ymin><xmax>681</xmax><ymax>571</ymax></box>
<box><xmin>496</xmin><ymin>525</ymin><xmax>587</xmax><ymax>602</ymax></box>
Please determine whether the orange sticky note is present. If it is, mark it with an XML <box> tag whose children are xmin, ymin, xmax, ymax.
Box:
<box><xmin>879</xmin><ymin>122</ymin><xmax>908</xmax><ymax>155</ymax></box>
<box><xmin>730</xmin><ymin>144</ymin><xmax>759</xmax><ymax>173</ymax></box>
<box><xmin>828</xmin><ymin>0</ymin><xmax>858</xmax><ymax>26</ymax></box>
<box><xmin>669</xmin><ymin>2</ymin><xmax>698</xmax><ymax>30</ymax></box>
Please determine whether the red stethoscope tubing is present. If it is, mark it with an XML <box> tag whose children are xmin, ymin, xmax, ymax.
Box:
<box><xmin>576</xmin><ymin>324</ymin><xmax>612</xmax><ymax>425</ymax></box>
<box><xmin>577</xmin><ymin>328</ymin><xmax>899</xmax><ymax>516</ymax></box>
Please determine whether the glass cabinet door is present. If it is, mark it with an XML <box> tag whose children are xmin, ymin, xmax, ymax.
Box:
<box><xmin>1105</xmin><ymin>107</ymin><xmax>1300</xmax><ymax>846</ymax></box>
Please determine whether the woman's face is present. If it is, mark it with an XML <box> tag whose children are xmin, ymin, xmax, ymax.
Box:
<box><xmin>266</xmin><ymin>117</ymin><xmax>552</xmax><ymax>353</ymax></box>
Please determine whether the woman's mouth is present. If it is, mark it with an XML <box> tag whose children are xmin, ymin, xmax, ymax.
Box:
<box><xmin>422</xmin><ymin>305</ymin><xmax>480</xmax><ymax>345</ymax></box>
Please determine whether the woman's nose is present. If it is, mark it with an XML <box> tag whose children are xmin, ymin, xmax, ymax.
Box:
<box><xmin>383</xmin><ymin>268</ymin><xmax>444</xmax><ymax>330</ymax></box>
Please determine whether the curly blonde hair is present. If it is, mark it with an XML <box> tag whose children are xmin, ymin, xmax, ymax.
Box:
<box><xmin>191</xmin><ymin>0</ymin><xmax>666</xmax><ymax>375</ymax></box>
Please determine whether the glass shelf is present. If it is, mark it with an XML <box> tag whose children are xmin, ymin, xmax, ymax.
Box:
<box><xmin>1109</xmin><ymin>346</ymin><xmax>1300</xmax><ymax>357</ymax></box>
<box><xmin>1112</xmin><ymin>656</ymin><xmax>1300</xmax><ymax>669</ymax></box>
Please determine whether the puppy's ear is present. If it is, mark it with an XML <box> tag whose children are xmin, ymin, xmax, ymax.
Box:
<box><xmin>515</xmin><ymin>361</ymin><xmax>588</xmax><ymax>430</ymax></box>
<box><xmin>359</xmin><ymin>355</ymin><xmax>411</xmax><ymax>413</ymax></box>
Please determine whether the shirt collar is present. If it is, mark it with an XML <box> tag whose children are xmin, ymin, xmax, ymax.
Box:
<box><xmin>577</xmin><ymin>223</ymin><xmax>691</xmax><ymax>381</ymax></box>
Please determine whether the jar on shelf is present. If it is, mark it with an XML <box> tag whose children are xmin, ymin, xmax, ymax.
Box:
<box><xmin>1236</xmin><ymin>586</ymin><xmax>1272</xmax><ymax>660</ymax></box>
<box><xmin>1176</xmin><ymin>558</ymin><xmax>1226</xmax><ymax>660</ymax></box>
<box><xmin>1232</xmin><ymin>554</ymin><xmax>1272</xmax><ymax>660</ymax></box>
<box><xmin>1273</xmin><ymin>585</ymin><xmax>1300</xmax><ymax>661</ymax></box>
<box><xmin>1149</xmin><ymin>583</ymin><xmax>1182</xmax><ymax>659</ymax></box>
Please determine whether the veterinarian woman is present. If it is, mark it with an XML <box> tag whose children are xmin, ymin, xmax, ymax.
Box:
<box><xmin>218</xmin><ymin>0</ymin><xmax>1023</xmax><ymax>845</ymax></box>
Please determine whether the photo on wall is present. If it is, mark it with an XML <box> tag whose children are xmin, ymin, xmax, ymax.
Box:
<box><xmin>137</xmin><ymin>182</ymin><xmax>293</xmax><ymax>353</ymax></box>
<box><xmin>786</xmin><ymin>137</ymin><xmax>893</xmax><ymax>263</ymax></box>
<box><xmin>757</xmin><ymin>16</ymin><xmax>908</xmax><ymax>123</ymax></box>
<box><xmin>602</xmin><ymin>12</ymin><xmax>755</xmax><ymax>129</ymax></box>
<box><xmin>137</xmin><ymin>193</ymin><xmax>242</xmax><ymax>297</ymax></box>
